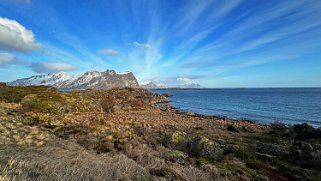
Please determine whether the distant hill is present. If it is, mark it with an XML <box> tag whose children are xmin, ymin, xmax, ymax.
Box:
<box><xmin>140</xmin><ymin>77</ymin><xmax>202</xmax><ymax>89</ymax></box>
<box><xmin>8</xmin><ymin>70</ymin><xmax>139</xmax><ymax>90</ymax></box>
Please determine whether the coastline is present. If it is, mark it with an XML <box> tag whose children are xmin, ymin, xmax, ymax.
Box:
<box><xmin>1</xmin><ymin>86</ymin><xmax>321</xmax><ymax>180</ymax></box>
<box><xmin>152</xmin><ymin>88</ymin><xmax>321</xmax><ymax>128</ymax></box>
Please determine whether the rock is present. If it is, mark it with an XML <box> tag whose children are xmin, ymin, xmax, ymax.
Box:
<box><xmin>158</xmin><ymin>104</ymin><xmax>174</xmax><ymax>112</ymax></box>
<box><xmin>168</xmin><ymin>131</ymin><xmax>191</xmax><ymax>151</ymax></box>
<box><xmin>227</xmin><ymin>125</ymin><xmax>240</xmax><ymax>133</ymax></box>
<box><xmin>151</xmin><ymin>94</ymin><xmax>169</xmax><ymax>104</ymax></box>
<box><xmin>293</xmin><ymin>123</ymin><xmax>319</xmax><ymax>140</ymax></box>
<box><xmin>190</xmin><ymin>136</ymin><xmax>224</xmax><ymax>161</ymax></box>
<box><xmin>270</xmin><ymin>122</ymin><xmax>292</xmax><ymax>137</ymax></box>
<box><xmin>162</xmin><ymin>150</ymin><xmax>188</xmax><ymax>165</ymax></box>
<box><xmin>161</xmin><ymin>93</ymin><xmax>173</xmax><ymax>97</ymax></box>
<box><xmin>290</xmin><ymin>141</ymin><xmax>321</xmax><ymax>169</ymax></box>
<box><xmin>186</xmin><ymin>112</ymin><xmax>195</xmax><ymax>116</ymax></box>
<box><xmin>256</xmin><ymin>143</ymin><xmax>288</xmax><ymax>157</ymax></box>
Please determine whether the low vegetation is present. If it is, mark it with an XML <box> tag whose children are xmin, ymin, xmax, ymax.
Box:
<box><xmin>0</xmin><ymin>86</ymin><xmax>320</xmax><ymax>180</ymax></box>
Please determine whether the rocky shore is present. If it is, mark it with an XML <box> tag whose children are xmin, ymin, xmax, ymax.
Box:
<box><xmin>0</xmin><ymin>86</ymin><xmax>320</xmax><ymax>180</ymax></box>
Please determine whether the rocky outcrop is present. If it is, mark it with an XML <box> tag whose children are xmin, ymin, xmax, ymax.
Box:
<box><xmin>290</xmin><ymin>141</ymin><xmax>321</xmax><ymax>168</ymax></box>
<box><xmin>293</xmin><ymin>123</ymin><xmax>321</xmax><ymax>140</ymax></box>
<box><xmin>166</xmin><ymin>131</ymin><xmax>224</xmax><ymax>162</ymax></box>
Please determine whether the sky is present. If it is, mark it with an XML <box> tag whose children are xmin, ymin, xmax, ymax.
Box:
<box><xmin>0</xmin><ymin>0</ymin><xmax>321</xmax><ymax>88</ymax></box>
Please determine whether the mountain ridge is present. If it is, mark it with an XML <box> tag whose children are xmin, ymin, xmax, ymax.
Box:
<box><xmin>8</xmin><ymin>70</ymin><xmax>139</xmax><ymax>90</ymax></box>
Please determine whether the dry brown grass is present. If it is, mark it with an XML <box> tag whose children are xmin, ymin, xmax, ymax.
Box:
<box><xmin>0</xmin><ymin>139</ymin><xmax>152</xmax><ymax>181</ymax></box>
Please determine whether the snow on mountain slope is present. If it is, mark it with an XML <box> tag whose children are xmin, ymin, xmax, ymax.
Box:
<box><xmin>139</xmin><ymin>77</ymin><xmax>202</xmax><ymax>89</ymax></box>
<box><xmin>9</xmin><ymin>72</ymin><xmax>71</xmax><ymax>86</ymax></box>
<box><xmin>9</xmin><ymin>70</ymin><xmax>140</xmax><ymax>90</ymax></box>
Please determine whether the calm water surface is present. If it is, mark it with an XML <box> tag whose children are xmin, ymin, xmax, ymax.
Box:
<box><xmin>152</xmin><ymin>88</ymin><xmax>321</xmax><ymax>127</ymax></box>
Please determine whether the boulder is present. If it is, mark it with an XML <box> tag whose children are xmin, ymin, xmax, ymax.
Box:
<box><xmin>168</xmin><ymin>131</ymin><xmax>191</xmax><ymax>151</ymax></box>
<box><xmin>227</xmin><ymin>125</ymin><xmax>240</xmax><ymax>133</ymax></box>
<box><xmin>290</xmin><ymin>141</ymin><xmax>321</xmax><ymax>169</ymax></box>
<box><xmin>190</xmin><ymin>136</ymin><xmax>223</xmax><ymax>161</ymax></box>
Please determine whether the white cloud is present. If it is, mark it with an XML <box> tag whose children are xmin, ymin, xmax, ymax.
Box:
<box><xmin>0</xmin><ymin>17</ymin><xmax>41</xmax><ymax>52</ymax></box>
<box><xmin>97</xmin><ymin>49</ymin><xmax>120</xmax><ymax>55</ymax></box>
<box><xmin>0</xmin><ymin>52</ymin><xmax>22</xmax><ymax>67</ymax></box>
<box><xmin>1</xmin><ymin>0</ymin><xmax>31</xmax><ymax>4</ymax></box>
<box><xmin>132</xmin><ymin>41</ymin><xmax>152</xmax><ymax>49</ymax></box>
<box><xmin>30</xmin><ymin>62</ymin><xmax>76</xmax><ymax>73</ymax></box>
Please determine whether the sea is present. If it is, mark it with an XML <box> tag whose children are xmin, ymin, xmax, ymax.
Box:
<box><xmin>152</xmin><ymin>88</ymin><xmax>321</xmax><ymax>127</ymax></box>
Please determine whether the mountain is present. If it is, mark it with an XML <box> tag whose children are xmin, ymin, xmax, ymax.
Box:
<box><xmin>9</xmin><ymin>70</ymin><xmax>139</xmax><ymax>90</ymax></box>
<box><xmin>9</xmin><ymin>72</ymin><xmax>71</xmax><ymax>86</ymax></box>
<box><xmin>139</xmin><ymin>77</ymin><xmax>202</xmax><ymax>89</ymax></box>
<box><xmin>139</xmin><ymin>81</ymin><xmax>158</xmax><ymax>89</ymax></box>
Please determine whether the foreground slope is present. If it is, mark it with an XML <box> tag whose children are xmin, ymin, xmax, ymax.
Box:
<box><xmin>0</xmin><ymin>86</ymin><xmax>320</xmax><ymax>181</ymax></box>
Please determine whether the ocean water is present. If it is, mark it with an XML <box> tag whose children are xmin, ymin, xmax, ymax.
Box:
<box><xmin>152</xmin><ymin>88</ymin><xmax>321</xmax><ymax>127</ymax></box>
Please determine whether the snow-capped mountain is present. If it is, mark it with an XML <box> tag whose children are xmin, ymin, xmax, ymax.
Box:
<box><xmin>55</xmin><ymin>70</ymin><xmax>139</xmax><ymax>89</ymax></box>
<box><xmin>140</xmin><ymin>77</ymin><xmax>202</xmax><ymax>89</ymax></box>
<box><xmin>9</xmin><ymin>70</ymin><xmax>139</xmax><ymax>90</ymax></box>
<box><xmin>9</xmin><ymin>72</ymin><xmax>71</xmax><ymax>86</ymax></box>
<box><xmin>139</xmin><ymin>81</ymin><xmax>158</xmax><ymax>89</ymax></box>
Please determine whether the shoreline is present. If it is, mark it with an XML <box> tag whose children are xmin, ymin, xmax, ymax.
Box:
<box><xmin>1</xmin><ymin>86</ymin><xmax>321</xmax><ymax>180</ymax></box>
<box><xmin>153</xmin><ymin>90</ymin><xmax>321</xmax><ymax>128</ymax></box>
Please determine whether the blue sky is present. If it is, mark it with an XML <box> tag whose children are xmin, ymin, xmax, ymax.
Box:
<box><xmin>0</xmin><ymin>0</ymin><xmax>321</xmax><ymax>87</ymax></box>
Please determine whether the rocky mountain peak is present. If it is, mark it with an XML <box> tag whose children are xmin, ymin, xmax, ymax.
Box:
<box><xmin>9</xmin><ymin>70</ymin><xmax>139</xmax><ymax>90</ymax></box>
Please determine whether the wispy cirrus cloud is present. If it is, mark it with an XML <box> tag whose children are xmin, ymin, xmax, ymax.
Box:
<box><xmin>176</xmin><ymin>0</ymin><xmax>321</xmax><ymax>73</ymax></box>
<box><xmin>132</xmin><ymin>42</ymin><xmax>152</xmax><ymax>49</ymax></box>
<box><xmin>97</xmin><ymin>49</ymin><xmax>120</xmax><ymax>55</ymax></box>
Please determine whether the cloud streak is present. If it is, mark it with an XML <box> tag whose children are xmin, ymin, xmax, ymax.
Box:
<box><xmin>30</xmin><ymin>62</ymin><xmax>76</xmax><ymax>73</ymax></box>
<box><xmin>97</xmin><ymin>49</ymin><xmax>120</xmax><ymax>55</ymax></box>
<box><xmin>132</xmin><ymin>42</ymin><xmax>152</xmax><ymax>49</ymax></box>
<box><xmin>0</xmin><ymin>52</ymin><xmax>23</xmax><ymax>67</ymax></box>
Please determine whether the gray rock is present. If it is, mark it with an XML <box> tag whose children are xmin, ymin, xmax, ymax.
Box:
<box><xmin>227</xmin><ymin>125</ymin><xmax>240</xmax><ymax>133</ymax></box>
<box><xmin>168</xmin><ymin>131</ymin><xmax>191</xmax><ymax>151</ymax></box>
<box><xmin>290</xmin><ymin>141</ymin><xmax>321</xmax><ymax>169</ymax></box>
<box><xmin>190</xmin><ymin>136</ymin><xmax>224</xmax><ymax>161</ymax></box>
